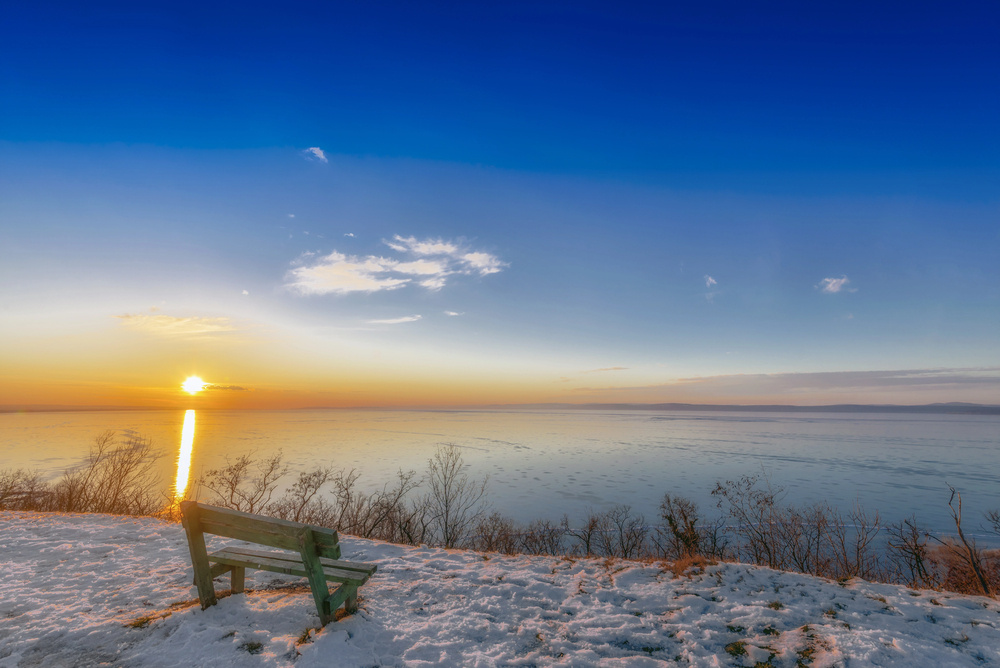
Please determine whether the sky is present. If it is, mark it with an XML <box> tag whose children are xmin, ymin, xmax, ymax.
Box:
<box><xmin>1</xmin><ymin>1</ymin><xmax>998</xmax><ymax>409</ymax></box>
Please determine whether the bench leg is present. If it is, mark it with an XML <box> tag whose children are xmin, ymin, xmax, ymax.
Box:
<box><xmin>345</xmin><ymin>589</ymin><xmax>358</xmax><ymax>614</ymax></box>
<box><xmin>231</xmin><ymin>566</ymin><xmax>245</xmax><ymax>594</ymax></box>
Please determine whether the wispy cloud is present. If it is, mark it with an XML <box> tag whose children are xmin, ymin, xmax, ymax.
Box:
<box><xmin>818</xmin><ymin>276</ymin><xmax>854</xmax><ymax>294</ymax></box>
<box><xmin>286</xmin><ymin>235</ymin><xmax>505</xmax><ymax>295</ymax></box>
<box><xmin>303</xmin><ymin>147</ymin><xmax>328</xmax><ymax>163</ymax></box>
<box><xmin>344</xmin><ymin>232</ymin><xmax>355</xmax><ymax>238</ymax></box>
<box><xmin>114</xmin><ymin>314</ymin><xmax>236</xmax><ymax>338</ymax></box>
<box><xmin>583</xmin><ymin>367</ymin><xmax>628</xmax><ymax>373</ymax></box>
<box><xmin>205</xmin><ymin>384</ymin><xmax>251</xmax><ymax>391</ymax></box>
<box><xmin>444</xmin><ymin>311</ymin><xmax>464</xmax><ymax>316</ymax></box>
<box><xmin>704</xmin><ymin>275</ymin><xmax>717</xmax><ymax>288</ymax></box>
<box><xmin>367</xmin><ymin>315</ymin><xmax>422</xmax><ymax>325</ymax></box>
<box><xmin>385</xmin><ymin>236</ymin><xmax>460</xmax><ymax>256</ymax></box>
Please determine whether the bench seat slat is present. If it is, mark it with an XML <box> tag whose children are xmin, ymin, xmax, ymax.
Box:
<box><xmin>209</xmin><ymin>548</ymin><xmax>375</xmax><ymax>586</ymax></box>
<box><xmin>219</xmin><ymin>547</ymin><xmax>377</xmax><ymax>576</ymax></box>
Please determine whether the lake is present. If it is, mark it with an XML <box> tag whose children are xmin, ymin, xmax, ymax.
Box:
<box><xmin>2</xmin><ymin>408</ymin><xmax>998</xmax><ymax>542</ymax></box>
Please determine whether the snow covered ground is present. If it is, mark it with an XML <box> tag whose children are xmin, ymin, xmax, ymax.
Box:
<box><xmin>1</xmin><ymin>511</ymin><xmax>998</xmax><ymax>667</ymax></box>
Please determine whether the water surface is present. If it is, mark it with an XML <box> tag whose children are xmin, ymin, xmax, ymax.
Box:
<box><xmin>2</xmin><ymin>408</ymin><xmax>997</xmax><ymax>540</ymax></box>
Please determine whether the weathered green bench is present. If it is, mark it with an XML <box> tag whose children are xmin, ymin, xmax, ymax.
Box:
<box><xmin>180</xmin><ymin>501</ymin><xmax>376</xmax><ymax>626</ymax></box>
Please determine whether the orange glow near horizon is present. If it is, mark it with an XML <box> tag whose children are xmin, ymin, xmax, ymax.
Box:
<box><xmin>174</xmin><ymin>409</ymin><xmax>196</xmax><ymax>502</ymax></box>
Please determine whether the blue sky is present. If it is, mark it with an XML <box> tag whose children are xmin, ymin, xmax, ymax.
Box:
<box><xmin>1</xmin><ymin>1</ymin><xmax>998</xmax><ymax>407</ymax></box>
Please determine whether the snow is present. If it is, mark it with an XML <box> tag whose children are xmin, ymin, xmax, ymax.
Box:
<box><xmin>2</xmin><ymin>512</ymin><xmax>998</xmax><ymax>667</ymax></box>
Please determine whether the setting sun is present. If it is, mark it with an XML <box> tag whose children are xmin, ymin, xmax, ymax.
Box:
<box><xmin>181</xmin><ymin>376</ymin><xmax>206</xmax><ymax>394</ymax></box>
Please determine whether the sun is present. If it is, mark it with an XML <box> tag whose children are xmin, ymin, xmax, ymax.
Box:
<box><xmin>182</xmin><ymin>376</ymin><xmax>207</xmax><ymax>394</ymax></box>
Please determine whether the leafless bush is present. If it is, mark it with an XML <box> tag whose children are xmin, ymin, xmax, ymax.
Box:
<box><xmin>986</xmin><ymin>508</ymin><xmax>1000</xmax><ymax>537</ymax></box>
<box><xmin>562</xmin><ymin>512</ymin><xmax>602</xmax><ymax>557</ymax></box>
<box><xmin>470</xmin><ymin>511</ymin><xmax>520</xmax><ymax>554</ymax></box>
<box><xmin>519</xmin><ymin>518</ymin><xmax>565</xmax><ymax>555</ymax></box>
<box><xmin>827</xmin><ymin>504</ymin><xmax>885</xmax><ymax>581</ymax></box>
<box><xmin>269</xmin><ymin>466</ymin><xmax>336</xmax><ymax>524</ymax></box>
<box><xmin>886</xmin><ymin>516</ymin><xmax>937</xmax><ymax>588</ymax></box>
<box><xmin>655</xmin><ymin>494</ymin><xmax>728</xmax><ymax>560</ymax></box>
<box><xmin>201</xmin><ymin>451</ymin><xmax>287</xmax><ymax>514</ymax></box>
<box><xmin>52</xmin><ymin>431</ymin><xmax>163</xmax><ymax>515</ymax></box>
<box><xmin>927</xmin><ymin>487</ymin><xmax>994</xmax><ymax>597</ymax></box>
<box><xmin>0</xmin><ymin>468</ymin><xmax>50</xmax><ymax>511</ymax></box>
<box><xmin>426</xmin><ymin>444</ymin><xmax>489</xmax><ymax>548</ymax></box>
<box><xmin>712</xmin><ymin>474</ymin><xmax>785</xmax><ymax>569</ymax></box>
<box><xmin>329</xmin><ymin>469</ymin><xmax>424</xmax><ymax>543</ymax></box>
<box><xmin>593</xmin><ymin>505</ymin><xmax>650</xmax><ymax>559</ymax></box>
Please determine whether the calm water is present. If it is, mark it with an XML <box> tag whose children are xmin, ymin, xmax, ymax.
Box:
<box><xmin>2</xmin><ymin>408</ymin><xmax>998</xmax><ymax>540</ymax></box>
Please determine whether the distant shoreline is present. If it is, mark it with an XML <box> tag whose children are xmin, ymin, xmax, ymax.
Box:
<box><xmin>3</xmin><ymin>402</ymin><xmax>999</xmax><ymax>415</ymax></box>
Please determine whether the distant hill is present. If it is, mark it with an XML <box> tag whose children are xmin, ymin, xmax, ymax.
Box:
<box><xmin>481</xmin><ymin>402</ymin><xmax>1000</xmax><ymax>415</ymax></box>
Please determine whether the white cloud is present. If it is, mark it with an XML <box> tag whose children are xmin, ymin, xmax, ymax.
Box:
<box><xmin>818</xmin><ymin>276</ymin><xmax>854</xmax><ymax>294</ymax></box>
<box><xmin>395</xmin><ymin>259</ymin><xmax>450</xmax><ymax>276</ymax></box>
<box><xmin>367</xmin><ymin>315</ymin><xmax>422</xmax><ymax>325</ymax></box>
<box><xmin>242</xmin><ymin>290</ymin><xmax>249</xmax><ymax>296</ymax></box>
<box><xmin>704</xmin><ymin>275</ymin><xmax>717</xmax><ymax>288</ymax></box>
<box><xmin>385</xmin><ymin>235</ymin><xmax>460</xmax><ymax>256</ymax></box>
<box><xmin>288</xmin><ymin>213</ymin><xmax>295</xmax><ymax>218</ymax></box>
<box><xmin>303</xmin><ymin>147</ymin><xmax>328</xmax><ymax>163</ymax></box>
<box><xmin>115</xmin><ymin>314</ymin><xmax>236</xmax><ymax>338</ymax></box>
<box><xmin>344</xmin><ymin>232</ymin><xmax>355</xmax><ymax>238</ymax></box>
<box><xmin>286</xmin><ymin>236</ymin><xmax>505</xmax><ymax>295</ymax></box>
<box><xmin>444</xmin><ymin>311</ymin><xmax>463</xmax><ymax>316</ymax></box>
<box><xmin>461</xmin><ymin>252</ymin><xmax>505</xmax><ymax>276</ymax></box>
<box><xmin>286</xmin><ymin>251</ymin><xmax>410</xmax><ymax>295</ymax></box>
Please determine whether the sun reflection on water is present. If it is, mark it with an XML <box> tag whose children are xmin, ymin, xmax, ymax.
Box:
<box><xmin>174</xmin><ymin>409</ymin><xmax>196</xmax><ymax>502</ymax></box>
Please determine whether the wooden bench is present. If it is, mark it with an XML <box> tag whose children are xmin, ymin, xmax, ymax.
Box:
<box><xmin>180</xmin><ymin>501</ymin><xmax>376</xmax><ymax>626</ymax></box>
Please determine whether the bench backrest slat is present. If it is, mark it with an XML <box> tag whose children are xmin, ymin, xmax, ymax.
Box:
<box><xmin>181</xmin><ymin>501</ymin><xmax>341</xmax><ymax>560</ymax></box>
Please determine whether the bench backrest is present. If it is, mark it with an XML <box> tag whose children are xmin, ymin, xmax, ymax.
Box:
<box><xmin>180</xmin><ymin>501</ymin><xmax>341</xmax><ymax>560</ymax></box>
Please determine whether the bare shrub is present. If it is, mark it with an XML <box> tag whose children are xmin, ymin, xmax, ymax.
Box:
<box><xmin>269</xmin><ymin>467</ymin><xmax>336</xmax><ymax>523</ymax></box>
<box><xmin>562</xmin><ymin>512</ymin><xmax>602</xmax><ymax>557</ymax></box>
<box><xmin>393</xmin><ymin>495</ymin><xmax>435</xmax><ymax>546</ymax></box>
<box><xmin>712</xmin><ymin>474</ymin><xmax>785</xmax><ymax>569</ymax></box>
<box><xmin>827</xmin><ymin>504</ymin><xmax>884</xmax><ymax>581</ymax></box>
<box><xmin>519</xmin><ymin>518</ymin><xmax>565</xmax><ymax>555</ymax></box>
<box><xmin>655</xmin><ymin>494</ymin><xmax>728</xmax><ymax>560</ymax></box>
<box><xmin>927</xmin><ymin>487</ymin><xmax>994</xmax><ymax>597</ymax></box>
<box><xmin>201</xmin><ymin>451</ymin><xmax>287</xmax><ymax>514</ymax></box>
<box><xmin>471</xmin><ymin>511</ymin><xmax>520</xmax><ymax>554</ymax></box>
<box><xmin>53</xmin><ymin>431</ymin><xmax>163</xmax><ymax>515</ymax></box>
<box><xmin>985</xmin><ymin>508</ymin><xmax>1000</xmax><ymax>537</ymax></box>
<box><xmin>331</xmin><ymin>469</ymin><xmax>424</xmax><ymax>542</ymax></box>
<box><xmin>425</xmin><ymin>444</ymin><xmax>488</xmax><ymax>548</ymax></box>
<box><xmin>0</xmin><ymin>468</ymin><xmax>50</xmax><ymax>511</ymax></box>
<box><xmin>886</xmin><ymin>516</ymin><xmax>938</xmax><ymax>588</ymax></box>
<box><xmin>594</xmin><ymin>505</ymin><xmax>649</xmax><ymax>559</ymax></box>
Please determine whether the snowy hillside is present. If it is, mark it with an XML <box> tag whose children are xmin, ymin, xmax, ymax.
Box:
<box><xmin>1</xmin><ymin>511</ymin><xmax>998</xmax><ymax>667</ymax></box>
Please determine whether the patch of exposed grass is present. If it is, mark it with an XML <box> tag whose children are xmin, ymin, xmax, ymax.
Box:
<box><xmin>124</xmin><ymin>611</ymin><xmax>171</xmax><ymax>629</ymax></box>
<box><xmin>727</xmin><ymin>624</ymin><xmax>745</xmax><ymax>633</ymax></box>
<box><xmin>725</xmin><ymin>641</ymin><xmax>747</xmax><ymax>657</ymax></box>
<box><xmin>240</xmin><ymin>641</ymin><xmax>264</xmax><ymax>655</ymax></box>
<box><xmin>762</xmin><ymin>626</ymin><xmax>780</xmax><ymax>636</ymax></box>
<box><xmin>767</xmin><ymin>601</ymin><xmax>783</xmax><ymax>610</ymax></box>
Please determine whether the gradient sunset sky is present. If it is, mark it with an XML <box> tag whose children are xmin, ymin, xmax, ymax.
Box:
<box><xmin>1</xmin><ymin>2</ymin><xmax>998</xmax><ymax>409</ymax></box>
